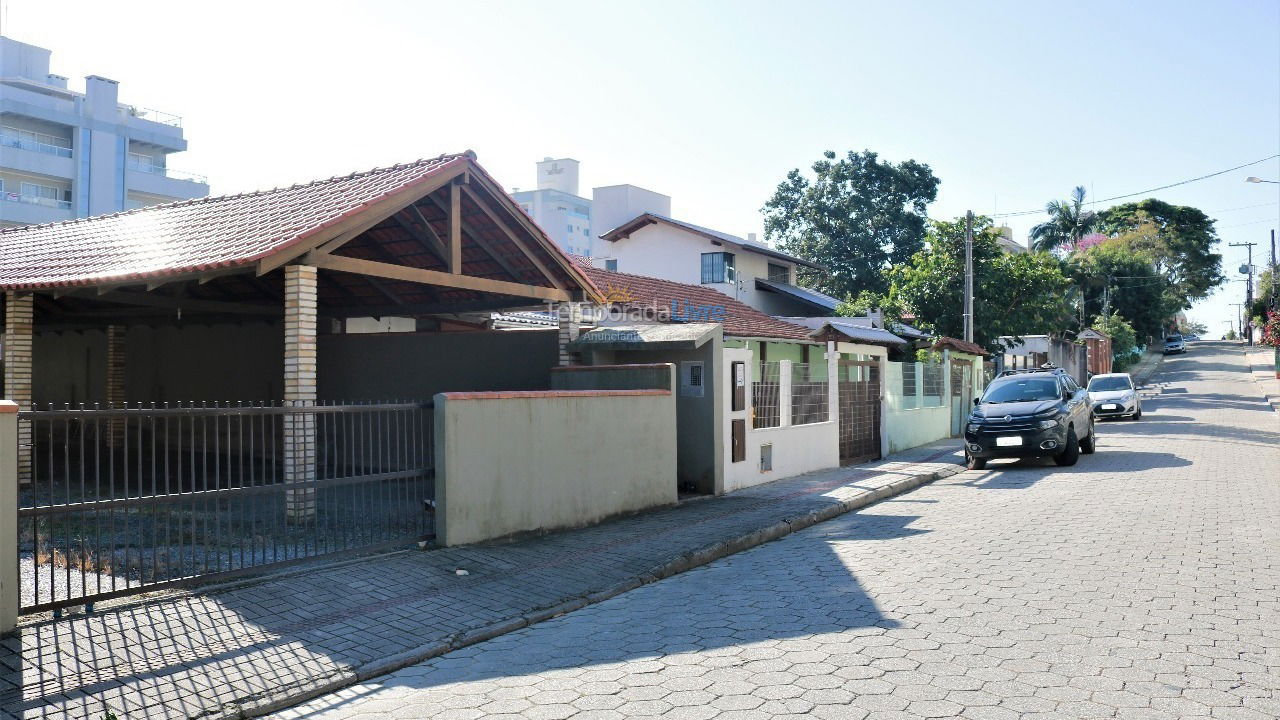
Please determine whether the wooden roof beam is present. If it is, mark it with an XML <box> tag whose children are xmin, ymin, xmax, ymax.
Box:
<box><xmin>453</xmin><ymin>185</ymin><xmax>565</xmax><ymax>290</ymax></box>
<box><xmin>304</xmin><ymin>252</ymin><xmax>570</xmax><ymax>302</ymax></box>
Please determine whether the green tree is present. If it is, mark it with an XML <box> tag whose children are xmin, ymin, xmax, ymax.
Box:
<box><xmin>834</xmin><ymin>289</ymin><xmax>905</xmax><ymax>326</ymax></box>
<box><xmin>1068</xmin><ymin>231</ymin><xmax>1178</xmax><ymax>341</ymax></box>
<box><xmin>1090</xmin><ymin>312</ymin><xmax>1138</xmax><ymax>371</ymax></box>
<box><xmin>1248</xmin><ymin>266</ymin><xmax>1274</xmax><ymax>323</ymax></box>
<box><xmin>889</xmin><ymin>215</ymin><xmax>1074</xmax><ymax>352</ymax></box>
<box><xmin>1097</xmin><ymin>199</ymin><xmax>1225</xmax><ymax>308</ymax></box>
<box><xmin>763</xmin><ymin>149</ymin><xmax>940</xmax><ymax>298</ymax></box>
<box><xmin>1029</xmin><ymin>186</ymin><xmax>1098</xmax><ymax>252</ymax></box>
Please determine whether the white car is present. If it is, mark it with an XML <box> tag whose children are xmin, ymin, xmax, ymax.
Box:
<box><xmin>1087</xmin><ymin>372</ymin><xmax>1142</xmax><ymax>420</ymax></box>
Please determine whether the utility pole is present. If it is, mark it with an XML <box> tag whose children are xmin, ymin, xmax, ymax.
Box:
<box><xmin>963</xmin><ymin>211</ymin><xmax>974</xmax><ymax>343</ymax></box>
<box><xmin>1229</xmin><ymin>241</ymin><xmax>1257</xmax><ymax>346</ymax></box>
<box><xmin>1271</xmin><ymin>229</ymin><xmax>1277</xmax><ymax>310</ymax></box>
<box><xmin>1230</xmin><ymin>303</ymin><xmax>1245</xmax><ymax>341</ymax></box>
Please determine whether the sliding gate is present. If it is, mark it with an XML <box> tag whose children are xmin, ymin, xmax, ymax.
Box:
<box><xmin>17</xmin><ymin>401</ymin><xmax>434</xmax><ymax>614</ymax></box>
<box><xmin>837</xmin><ymin>358</ymin><xmax>881</xmax><ymax>465</ymax></box>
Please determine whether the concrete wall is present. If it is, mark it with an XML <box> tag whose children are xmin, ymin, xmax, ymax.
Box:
<box><xmin>551</xmin><ymin>363</ymin><xmax>674</xmax><ymax>393</ymax></box>
<box><xmin>883</xmin><ymin>352</ymin><xmax>985</xmax><ymax>454</ymax></box>
<box><xmin>32</xmin><ymin>324</ymin><xmax>559</xmax><ymax>405</ymax></box>
<box><xmin>884</xmin><ymin>361</ymin><xmax>951</xmax><ymax>454</ymax></box>
<box><xmin>434</xmin><ymin>389</ymin><xmax>678</xmax><ymax>546</ymax></box>
<box><xmin>596</xmin><ymin>338</ymin><xmax>723</xmax><ymax>495</ymax></box>
<box><xmin>34</xmin><ymin>323</ymin><xmax>281</xmax><ymax>404</ymax></box>
<box><xmin>318</xmin><ymin>329</ymin><xmax>558</xmax><ymax>401</ymax></box>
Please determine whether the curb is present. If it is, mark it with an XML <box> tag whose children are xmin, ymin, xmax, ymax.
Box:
<box><xmin>233</xmin><ymin>461</ymin><xmax>963</xmax><ymax>718</ymax></box>
<box><xmin>1243</xmin><ymin>348</ymin><xmax>1280</xmax><ymax>417</ymax></box>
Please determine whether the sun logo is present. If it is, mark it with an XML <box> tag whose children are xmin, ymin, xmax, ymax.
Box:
<box><xmin>600</xmin><ymin>284</ymin><xmax>636</xmax><ymax>304</ymax></box>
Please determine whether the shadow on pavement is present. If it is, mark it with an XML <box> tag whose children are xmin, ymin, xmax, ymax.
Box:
<box><xmin>287</xmin><ymin>523</ymin><xmax>904</xmax><ymax>715</ymax></box>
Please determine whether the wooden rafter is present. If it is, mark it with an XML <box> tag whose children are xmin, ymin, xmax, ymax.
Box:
<box><xmin>83</xmin><ymin>289</ymin><xmax>281</xmax><ymax>317</ymax></box>
<box><xmin>256</xmin><ymin>169</ymin><xmax>458</xmax><ymax>275</ymax></box>
<box><xmin>422</xmin><ymin>192</ymin><xmax>526</xmax><ymax>284</ymax></box>
<box><xmin>303</xmin><ymin>253</ymin><xmax>570</xmax><ymax>302</ymax></box>
<box><xmin>448</xmin><ymin>181</ymin><xmax>463</xmax><ymax>274</ymax></box>
<box><xmin>456</xmin><ymin>185</ymin><xmax>565</xmax><ymax>291</ymax></box>
<box><xmin>392</xmin><ymin>207</ymin><xmax>449</xmax><ymax>265</ymax></box>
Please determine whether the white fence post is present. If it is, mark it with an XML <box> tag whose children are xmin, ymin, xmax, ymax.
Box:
<box><xmin>0</xmin><ymin>400</ymin><xmax>17</xmax><ymax>634</ymax></box>
<box><xmin>779</xmin><ymin>360</ymin><xmax>793</xmax><ymax>427</ymax></box>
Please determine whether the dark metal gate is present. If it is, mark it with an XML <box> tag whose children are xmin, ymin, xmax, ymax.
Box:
<box><xmin>17</xmin><ymin>401</ymin><xmax>434</xmax><ymax>614</ymax></box>
<box><xmin>838</xmin><ymin>359</ymin><xmax>881</xmax><ymax>465</ymax></box>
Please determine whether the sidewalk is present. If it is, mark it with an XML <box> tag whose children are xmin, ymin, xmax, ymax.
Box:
<box><xmin>1127</xmin><ymin>348</ymin><xmax>1163</xmax><ymax>387</ymax></box>
<box><xmin>1245</xmin><ymin>346</ymin><xmax>1280</xmax><ymax>415</ymax></box>
<box><xmin>3</xmin><ymin>442</ymin><xmax>964</xmax><ymax>720</ymax></box>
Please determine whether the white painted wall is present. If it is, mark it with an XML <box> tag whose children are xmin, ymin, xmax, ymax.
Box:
<box><xmin>591</xmin><ymin>184</ymin><xmax>671</xmax><ymax>238</ymax></box>
<box><xmin>721</xmin><ymin>347</ymin><xmax>839</xmax><ymax>493</ymax></box>
<box><xmin>605</xmin><ymin>222</ymin><xmax>800</xmax><ymax>314</ymax></box>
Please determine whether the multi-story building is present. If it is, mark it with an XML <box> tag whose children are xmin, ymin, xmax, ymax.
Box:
<box><xmin>0</xmin><ymin>36</ymin><xmax>207</xmax><ymax>227</ymax></box>
<box><xmin>511</xmin><ymin>158</ymin><xmax>595</xmax><ymax>256</ymax></box>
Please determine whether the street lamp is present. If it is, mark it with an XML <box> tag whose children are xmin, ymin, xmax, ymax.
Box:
<box><xmin>1245</xmin><ymin>176</ymin><xmax>1279</xmax><ymax>184</ymax></box>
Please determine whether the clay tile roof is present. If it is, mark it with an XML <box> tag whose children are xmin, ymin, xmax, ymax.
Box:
<box><xmin>0</xmin><ymin>153</ymin><xmax>474</xmax><ymax>291</ymax></box>
<box><xmin>578</xmin><ymin>264</ymin><xmax>814</xmax><ymax>341</ymax></box>
<box><xmin>932</xmin><ymin>336</ymin><xmax>989</xmax><ymax>356</ymax></box>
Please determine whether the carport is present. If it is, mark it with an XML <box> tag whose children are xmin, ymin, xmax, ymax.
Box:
<box><xmin>0</xmin><ymin>151</ymin><xmax>603</xmax><ymax>615</ymax></box>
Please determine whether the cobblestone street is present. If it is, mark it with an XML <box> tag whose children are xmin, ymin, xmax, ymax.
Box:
<box><xmin>277</xmin><ymin>342</ymin><xmax>1280</xmax><ymax>720</ymax></box>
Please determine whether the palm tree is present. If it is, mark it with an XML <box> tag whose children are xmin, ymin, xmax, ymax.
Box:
<box><xmin>1029</xmin><ymin>186</ymin><xmax>1097</xmax><ymax>252</ymax></box>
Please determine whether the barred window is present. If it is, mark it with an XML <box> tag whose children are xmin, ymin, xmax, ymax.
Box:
<box><xmin>901</xmin><ymin>362</ymin><xmax>918</xmax><ymax>398</ymax></box>
<box><xmin>791</xmin><ymin>362</ymin><xmax>829</xmax><ymax>425</ymax></box>
<box><xmin>922</xmin><ymin>362</ymin><xmax>945</xmax><ymax>407</ymax></box>
<box><xmin>752</xmin><ymin>361</ymin><xmax>781</xmax><ymax>429</ymax></box>
<box><xmin>701</xmin><ymin>252</ymin><xmax>736</xmax><ymax>284</ymax></box>
<box><xmin>767</xmin><ymin>263</ymin><xmax>790</xmax><ymax>283</ymax></box>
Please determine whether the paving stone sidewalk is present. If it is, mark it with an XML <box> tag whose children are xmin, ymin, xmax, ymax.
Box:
<box><xmin>1245</xmin><ymin>346</ymin><xmax>1280</xmax><ymax>414</ymax></box>
<box><xmin>4</xmin><ymin>441</ymin><xmax>964</xmax><ymax>719</ymax></box>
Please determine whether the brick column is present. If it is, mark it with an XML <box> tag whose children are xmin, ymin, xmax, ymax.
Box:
<box><xmin>105</xmin><ymin>324</ymin><xmax>125</xmax><ymax>445</ymax></box>
<box><xmin>283</xmin><ymin>266</ymin><xmax>317</xmax><ymax>523</ymax></box>
<box><xmin>557</xmin><ymin>302</ymin><xmax>582</xmax><ymax>366</ymax></box>
<box><xmin>3</xmin><ymin>293</ymin><xmax>32</xmax><ymax>485</ymax></box>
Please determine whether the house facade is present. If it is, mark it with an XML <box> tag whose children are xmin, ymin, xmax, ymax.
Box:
<box><xmin>594</xmin><ymin>213</ymin><xmax>838</xmax><ymax>317</ymax></box>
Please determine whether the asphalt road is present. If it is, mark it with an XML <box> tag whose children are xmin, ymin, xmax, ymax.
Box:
<box><xmin>275</xmin><ymin>342</ymin><xmax>1280</xmax><ymax>720</ymax></box>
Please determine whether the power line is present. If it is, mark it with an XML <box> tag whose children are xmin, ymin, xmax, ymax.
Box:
<box><xmin>993</xmin><ymin>154</ymin><xmax>1280</xmax><ymax>219</ymax></box>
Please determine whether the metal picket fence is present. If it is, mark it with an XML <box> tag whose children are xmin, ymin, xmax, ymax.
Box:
<box><xmin>17</xmin><ymin>400</ymin><xmax>434</xmax><ymax>614</ymax></box>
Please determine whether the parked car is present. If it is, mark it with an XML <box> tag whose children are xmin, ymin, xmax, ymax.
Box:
<box><xmin>1184</xmin><ymin>334</ymin><xmax>1200</xmax><ymax>342</ymax></box>
<box><xmin>963</xmin><ymin>366</ymin><xmax>1096</xmax><ymax>470</ymax></box>
<box><xmin>1164</xmin><ymin>334</ymin><xmax>1186</xmax><ymax>354</ymax></box>
<box><xmin>1087</xmin><ymin>372</ymin><xmax>1142</xmax><ymax>420</ymax></box>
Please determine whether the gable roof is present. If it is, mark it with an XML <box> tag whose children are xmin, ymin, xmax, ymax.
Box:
<box><xmin>599</xmin><ymin>213</ymin><xmax>824</xmax><ymax>271</ymax></box>
<box><xmin>932</xmin><ymin>336</ymin><xmax>989</xmax><ymax>356</ymax></box>
<box><xmin>780</xmin><ymin>317</ymin><xmax>907</xmax><ymax>347</ymax></box>
<box><xmin>0</xmin><ymin>152</ymin><xmax>599</xmax><ymax>305</ymax></box>
<box><xmin>578</xmin><ymin>264</ymin><xmax>813</xmax><ymax>341</ymax></box>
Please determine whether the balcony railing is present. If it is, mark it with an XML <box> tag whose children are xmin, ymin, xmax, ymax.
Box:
<box><xmin>0</xmin><ymin>128</ymin><xmax>73</xmax><ymax>159</ymax></box>
<box><xmin>126</xmin><ymin>156</ymin><xmax>207</xmax><ymax>184</ymax></box>
<box><xmin>1</xmin><ymin>191</ymin><xmax>72</xmax><ymax>211</ymax></box>
<box><xmin>125</xmin><ymin>105</ymin><xmax>183</xmax><ymax>127</ymax></box>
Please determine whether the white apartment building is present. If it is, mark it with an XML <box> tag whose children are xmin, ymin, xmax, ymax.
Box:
<box><xmin>511</xmin><ymin>158</ymin><xmax>595</xmax><ymax>256</ymax></box>
<box><xmin>509</xmin><ymin>156</ymin><xmax>833</xmax><ymax>316</ymax></box>
<box><xmin>0</xmin><ymin>36</ymin><xmax>208</xmax><ymax>227</ymax></box>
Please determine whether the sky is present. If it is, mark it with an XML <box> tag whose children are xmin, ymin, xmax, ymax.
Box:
<box><xmin>5</xmin><ymin>0</ymin><xmax>1278</xmax><ymax>339</ymax></box>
